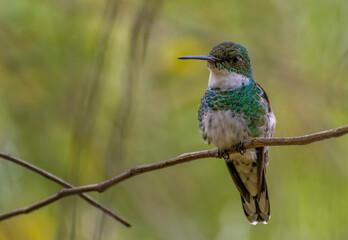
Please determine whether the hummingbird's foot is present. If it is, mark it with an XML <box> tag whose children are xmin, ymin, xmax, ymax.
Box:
<box><xmin>235</xmin><ymin>141</ymin><xmax>246</xmax><ymax>155</ymax></box>
<box><xmin>218</xmin><ymin>149</ymin><xmax>230</xmax><ymax>160</ymax></box>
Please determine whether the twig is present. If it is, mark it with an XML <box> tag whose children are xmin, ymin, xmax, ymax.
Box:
<box><xmin>1</xmin><ymin>125</ymin><xmax>348</xmax><ymax>223</ymax></box>
<box><xmin>0</xmin><ymin>153</ymin><xmax>131</xmax><ymax>227</ymax></box>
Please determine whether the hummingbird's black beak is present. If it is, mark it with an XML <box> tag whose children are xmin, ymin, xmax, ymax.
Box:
<box><xmin>178</xmin><ymin>55</ymin><xmax>220</xmax><ymax>61</ymax></box>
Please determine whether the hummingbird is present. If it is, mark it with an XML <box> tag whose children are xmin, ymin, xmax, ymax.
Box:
<box><xmin>178</xmin><ymin>42</ymin><xmax>276</xmax><ymax>224</ymax></box>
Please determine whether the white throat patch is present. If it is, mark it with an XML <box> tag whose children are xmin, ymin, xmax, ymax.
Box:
<box><xmin>208</xmin><ymin>69</ymin><xmax>250</xmax><ymax>90</ymax></box>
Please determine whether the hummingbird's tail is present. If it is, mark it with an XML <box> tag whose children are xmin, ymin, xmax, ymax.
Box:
<box><xmin>240</xmin><ymin>181</ymin><xmax>270</xmax><ymax>225</ymax></box>
<box><xmin>225</xmin><ymin>147</ymin><xmax>270</xmax><ymax>224</ymax></box>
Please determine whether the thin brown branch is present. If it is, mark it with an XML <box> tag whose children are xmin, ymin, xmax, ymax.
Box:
<box><xmin>0</xmin><ymin>153</ymin><xmax>131</xmax><ymax>227</ymax></box>
<box><xmin>1</xmin><ymin>125</ymin><xmax>348</xmax><ymax>224</ymax></box>
<box><xmin>245</xmin><ymin>124</ymin><xmax>348</xmax><ymax>148</ymax></box>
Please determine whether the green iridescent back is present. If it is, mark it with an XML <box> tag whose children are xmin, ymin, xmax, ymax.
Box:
<box><xmin>198</xmin><ymin>83</ymin><xmax>267</xmax><ymax>137</ymax></box>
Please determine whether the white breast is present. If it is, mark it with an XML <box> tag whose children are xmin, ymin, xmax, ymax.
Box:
<box><xmin>201</xmin><ymin>110</ymin><xmax>250</xmax><ymax>150</ymax></box>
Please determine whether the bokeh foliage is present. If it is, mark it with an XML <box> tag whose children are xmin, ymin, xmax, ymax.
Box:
<box><xmin>0</xmin><ymin>0</ymin><xmax>348</xmax><ymax>239</ymax></box>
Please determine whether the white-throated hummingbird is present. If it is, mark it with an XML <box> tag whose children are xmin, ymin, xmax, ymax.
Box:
<box><xmin>179</xmin><ymin>41</ymin><xmax>276</xmax><ymax>224</ymax></box>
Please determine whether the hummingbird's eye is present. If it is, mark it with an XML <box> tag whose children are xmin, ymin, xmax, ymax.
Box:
<box><xmin>231</xmin><ymin>56</ymin><xmax>241</xmax><ymax>64</ymax></box>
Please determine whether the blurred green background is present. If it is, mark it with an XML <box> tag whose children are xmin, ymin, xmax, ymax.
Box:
<box><xmin>0</xmin><ymin>0</ymin><xmax>348</xmax><ymax>239</ymax></box>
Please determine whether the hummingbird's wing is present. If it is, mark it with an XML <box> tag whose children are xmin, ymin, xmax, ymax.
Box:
<box><xmin>256</xmin><ymin>147</ymin><xmax>267</xmax><ymax>199</ymax></box>
<box><xmin>255</xmin><ymin>82</ymin><xmax>273</xmax><ymax>113</ymax></box>
<box><xmin>225</xmin><ymin>158</ymin><xmax>251</xmax><ymax>202</ymax></box>
<box><xmin>225</xmin><ymin>80</ymin><xmax>274</xmax><ymax>224</ymax></box>
<box><xmin>247</xmin><ymin>83</ymin><xmax>273</xmax><ymax>224</ymax></box>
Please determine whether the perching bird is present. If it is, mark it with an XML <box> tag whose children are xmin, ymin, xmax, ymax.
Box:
<box><xmin>178</xmin><ymin>41</ymin><xmax>276</xmax><ymax>224</ymax></box>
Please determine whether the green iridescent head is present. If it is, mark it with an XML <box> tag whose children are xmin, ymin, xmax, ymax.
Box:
<box><xmin>178</xmin><ymin>41</ymin><xmax>253</xmax><ymax>79</ymax></box>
